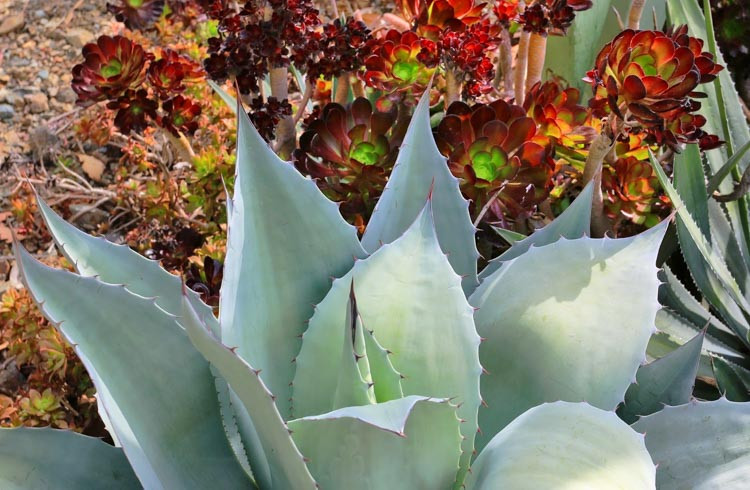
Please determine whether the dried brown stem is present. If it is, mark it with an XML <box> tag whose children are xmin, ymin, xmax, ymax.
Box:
<box><xmin>583</xmin><ymin>133</ymin><xmax>615</xmax><ymax>237</ymax></box>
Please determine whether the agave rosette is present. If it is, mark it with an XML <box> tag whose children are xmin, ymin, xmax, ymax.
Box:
<box><xmin>586</xmin><ymin>27</ymin><xmax>723</xmax><ymax>150</ymax></box>
<box><xmin>107</xmin><ymin>0</ymin><xmax>165</xmax><ymax>30</ymax></box>
<box><xmin>71</xmin><ymin>35</ymin><xmax>153</xmax><ymax>106</ymax></box>
<box><xmin>294</xmin><ymin>98</ymin><xmax>399</xmax><ymax>221</ymax></box>
<box><xmin>361</xmin><ymin>30</ymin><xmax>439</xmax><ymax>109</ymax></box>
<box><xmin>436</xmin><ymin>99</ymin><xmax>556</xmax><ymax>220</ymax></box>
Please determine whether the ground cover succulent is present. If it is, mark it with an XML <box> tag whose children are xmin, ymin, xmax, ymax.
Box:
<box><xmin>2</xmin><ymin>85</ymin><xmax>749</xmax><ymax>489</ymax></box>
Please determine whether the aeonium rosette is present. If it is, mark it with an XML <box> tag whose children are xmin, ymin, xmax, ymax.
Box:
<box><xmin>524</xmin><ymin>77</ymin><xmax>593</xmax><ymax>150</ymax></box>
<box><xmin>585</xmin><ymin>26</ymin><xmax>724</xmax><ymax>151</ymax></box>
<box><xmin>293</xmin><ymin>98</ymin><xmax>400</xmax><ymax>226</ymax></box>
<box><xmin>107</xmin><ymin>0</ymin><xmax>165</xmax><ymax>30</ymax></box>
<box><xmin>435</xmin><ymin>99</ymin><xmax>556</xmax><ymax>222</ymax></box>
<box><xmin>360</xmin><ymin>30</ymin><xmax>440</xmax><ymax>110</ymax></box>
<box><xmin>602</xmin><ymin>156</ymin><xmax>669</xmax><ymax>230</ymax></box>
<box><xmin>72</xmin><ymin>35</ymin><xmax>153</xmax><ymax>105</ymax></box>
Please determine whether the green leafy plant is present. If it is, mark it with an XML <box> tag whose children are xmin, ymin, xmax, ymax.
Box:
<box><xmin>3</xmin><ymin>85</ymin><xmax>749</xmax><ymax>489</ymax></box>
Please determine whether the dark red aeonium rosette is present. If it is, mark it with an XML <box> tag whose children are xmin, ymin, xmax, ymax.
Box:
<box><xmin>293</xmin><ymin>97</ymin><xmax>399</xmax><ymax>221</ymax></box>
<box><xmin>585</xmin><ymin>27</ymin><xmax>724</xmax><ymax>151</ymax></box>
<box><xmin>160</xmin><ymin>95</ymin><xmax>202</xmax><ymax>136</ymax></box>
<box><xmin>72</xmin><ymin>35</ymin><xmax>153</xmax><ymax>106</ymax></box>
<box><xmin>147</xmin><ymin>49</ymin><xmax>205</xmax><ymax>99</ymax></box>
<box><xmin>107</xmin><ymin>0</ymin><xmax>165</xmax><ymax>30</ymax></box>
<box><xmin>435</xmin><ymin>99</ymin><xmax>556</xmax><ymax>221</ymax></box>
<box><xmin>602</xmin><ymin>156</ymin><xmax>670</xmax><ymax>228</ymax></box>
<box><xmin>106</xmin><ymin>88</ymin><xmax>158</xmax><ymax>134</ymax></box>
<box><xmin>520</xmin><ymin>0</ymin><xmax>593</xmax><ymax>34</ymax></box>
<box><xmin>524</xmin><ymin>78</ymin><xmax>593</xmax><ymax>149</ymax></box>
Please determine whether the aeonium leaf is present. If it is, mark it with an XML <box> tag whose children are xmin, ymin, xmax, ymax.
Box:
<box><xmin>471</xmin><ymin>220</ymin><xmax>667</xmax><ymax>450</ymax></box>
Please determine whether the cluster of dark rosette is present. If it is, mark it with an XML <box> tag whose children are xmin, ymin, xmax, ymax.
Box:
<box><xmin>247</xmin><ymin>97</ymin><xmax>293</xmax><ymax>142</ymax></box>
<box><xmin>106</xmin><ymin>0</ymin><xmax>199</xmax><ymax>30</ymax></box>
<box><xmin>185</xmin><ymin>256</ymin><xmax>224</xmax><ymax>307</ymax></box>
<box><xmin>520</xmin><ymin>0</ymin><xmax>593</xmax><ymax>34</ymax></box>
<box><xmin>71</xmin><ymin>35</ymin><xmax>203</xmax><ymax>135</ymax></box>
<box><xmin>585</xmin><ymin>26</ymin><xmax>724</xmax><ymax>151</ymax></box>
<box><xmin>201</xmin><ymin>0</ymin><xmax>322</xmax><ymax>95</ymax></box>
<box><xmin>388</xmin><ymin>0</ymin><xmax>498</xmax><ymax>99</ymax></box>
<box><xmin>293</xmin><ymin>97</ymin><xmax>402</xmax><ymax>227</ymax></box>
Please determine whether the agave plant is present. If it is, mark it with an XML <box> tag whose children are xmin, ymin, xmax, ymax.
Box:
<box><xmin>3</xmin><ymin>85</ymin><xmax>749</xmax><ymax>489</ymax></box>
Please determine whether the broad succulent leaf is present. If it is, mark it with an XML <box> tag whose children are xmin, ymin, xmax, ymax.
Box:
<box><xmin>618</xmin><ymin>331</ymin><xmax>704</xmax><ymax>424</ymax></box>
<box><xmin>712</xmin><ymin>356</ymin><xmax>750</xmax><ymax>402</ymax></box>
<box><xmin>361</xmin><ymin>91</ymin><xmax>479</xmax><ymax>294</ymax></box>
<box><xmin>0</xmin><ymin>428</ymin><xmax>139</xmax><ymax>489</ymax></box>
<box><xmin>633</xmin><ymin>399</ymin><xmax>750</xmax><ymax>489</ymax></box>
<box><xmin>478</xmin><ymin>180</ymin><xmax>593</xmax><ymax>281</ymax></box>
<box><xmin>181</xmin><ymin>296</ymin><xmax>317</xmax><ymax>490</ymax></box>
<box><xmin>36</xmin><ymin>196</ymin><xmax>214</xmax><ymax>327</ymax></box>
<box><xmin>293</xmin><ymin>203</ymin><xmax>481</xmax><ymax>484</ymax></box>
<box><xmin>208</xmin><ymin>80</ymin><xmax>238</xmax><ymax>114</ymax></box>
<box><xmin>287</xmin><ymin>396</ymin><xmax>462</xmax><ymax>490</ymax></box>
<box><xmin>221</xmin><ymin>95</ymin><xmax>365</xmax><ymax>418</ymax></box>
<box><xmin>491</xmin><ymin>226</ymin><xmax>526</xmax><ymax>245</ymax></box>
<box><xmin>15</xmin><ymin>247</ymin><xmax>252</xmax><ymax>489</ymax></box>
<box><xmin>465</xmin><ymin>402</ymin><xmax>656</xmax><ymax>489</ymax></box>
<box><xmin>472</xmin><ymin>221</ymin><xmax>666</xmax><ymax>448</ymax></box>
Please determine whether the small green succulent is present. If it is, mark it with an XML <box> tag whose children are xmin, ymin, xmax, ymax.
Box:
<box><xmin>2</xmin><ymin>85</ymin><xmax>749</xmax><ymax>489</ymax></box>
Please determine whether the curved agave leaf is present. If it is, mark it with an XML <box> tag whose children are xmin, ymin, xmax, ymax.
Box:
<box><xmin>0</xmin><ymin>428</ymin><xmax>139</xmax><ymax>489</ymax></box>
<box><xmin>472</xmin><ymin>221</ymin><xmax>666</xmax><ymax>449</ymax></box>
<box><xmin>36</xmin><ymin>196</ymin><xmax>214</xmax><ymax>326</ymax></box>
<box><xmin>712</xmin><ymin>356</ymin><xmax>750</xmax><ymax>402</ymax></box>
<box><xmin>34</xmin><ymin>198</ymin><xmax>259</xmax><ymax>479</ymax></box>
<box><xmin>618</xmin><ymin>331</ymin><xmax>704</xmax><ymax>424</ymax></box>
<box><xmin>633</xmin><ymin>399</ymin><xmax>750</xmax><ymax>489</ymax></box>
<box><xmin>181</xmin><ymin>295</ymin><xmax>317</xmax><ymax>489</ymax></box>
<box><xmin>15</xmin><ymin>246</ymin><xmax>252</xmax><ymax>489</ymax></box>
<box><xmin>293</xmin><ymin>202</ymin><xmax>481</xmax><ymax>485</ymax></box>
<box><xmin>287</xmin><ymin>396</ymin><xmax>462</xmax><ymax>490</ymax></box>
<box><xmin>362</xmin><ymin>91</ymin><xmax>479</xmax><ymax>293</ymax></box>
<box><xmin>465</xmin><ymin>402</ymin><xmax>656</xmax><ymax>489</ymax></box>
<box><xmin>479</xmin><ymin>181</ymin><xmax>593</xmax><ymax>281</ymax></box>
<box><xmin>221</xmin><ymin>96</ymin><xmax>365</xmax><ymax>419</ymax></box>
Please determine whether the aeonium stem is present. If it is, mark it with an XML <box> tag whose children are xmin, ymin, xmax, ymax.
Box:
<box><xmin>525</xmin><ymin>33</ymin><xmax>547</xmax><ymax>94</ymax></box>
<box><xmin>445</xmin><ymin>69</ymin><xmax>462</xmax><ymax>106</ymax></box>
<box><xmin>270</xmin><ymin>66</ymin><xmax>295</xmax><ymax>159</ymax></box>
<box><xmin>292</xmin><ymin>78</ymin><xmax>314</xmax><ymax>126</ymax></box>
<box><xmin>514</xmin><ymin>30</ymin><xmax>531</xmax><ymax>105</ymax></box>
<box><xmin>163</xmin><ymin>129</ymin><xmax>195</xmax><ymax>163</ymax></box>
<box><xmin>334</xmin><ymin>74</ymin><xmax>350</xmax><ymax>105</ymax></box>
<box><xmin>627</xmin><ymin>0</ymin><xmax>646</xmax><ymax>30</ymax></box>
<box><xmin>583</xmin><ymin>133</ymin><xmax>615</xmax><ymax>238</ymax></box>
<box><xmin>494</xmin><ymin>28</ymin><xmax>514</xmax><ymax>97</ymax></box>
